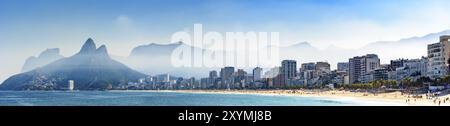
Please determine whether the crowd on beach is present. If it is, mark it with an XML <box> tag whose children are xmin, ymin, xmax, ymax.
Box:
<box><xmin>179</xmin><ymin>89</ymin><xmax>450</xmax><ymax>106</ymax></box>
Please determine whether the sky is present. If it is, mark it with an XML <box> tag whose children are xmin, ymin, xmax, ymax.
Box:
<box><xmin>1</xmin><ymin>0</ymin><xmax>450</xmax><ymax>82</ymax></box>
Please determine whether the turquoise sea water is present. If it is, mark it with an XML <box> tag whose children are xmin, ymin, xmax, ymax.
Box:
<box><xmin>0</xmin><ymin>91</ymin><xmax>403</xmax><ymax>106</ymax></box>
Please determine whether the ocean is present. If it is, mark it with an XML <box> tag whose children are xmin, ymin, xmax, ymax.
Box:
<box><xmin>0</xmin><ymin>91</ymin><xmax>404</xmax><ymax>106</ymax></box>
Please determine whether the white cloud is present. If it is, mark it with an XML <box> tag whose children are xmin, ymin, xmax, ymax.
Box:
<box><xmin>115</xmin><ymin>15</ymin><xmax>133</xmax><ymax>30</ymax></box>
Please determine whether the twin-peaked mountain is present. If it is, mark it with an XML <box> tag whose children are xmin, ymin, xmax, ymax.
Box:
<box><xmin>0</xmin><ymin>38</ymin><xmax>146</xmax><ymax>90</ymax></box>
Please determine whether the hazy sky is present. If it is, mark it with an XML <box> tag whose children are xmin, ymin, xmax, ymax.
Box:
<box><xmin>1</xmin><ymin>0</ymin><xmax>450</xmax><ymax>82</ymax></box>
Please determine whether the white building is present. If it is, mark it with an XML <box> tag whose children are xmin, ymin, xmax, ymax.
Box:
<box><xmin>139</xmin><ymin>78</ymin><xmax>145</xmax><ymax>84</ymax></box>
<box><xmin>361</xmin><ymin>72</ymin><xmax>374</xmax><ymax>83</ymax></box>
<box><xmin>164</xmin><ymin>74</ymin><xmax>170</xmax><ymax>83</ymax></box>
<box><xmin>68</xmin><ymin>80</ymin><xmax>74</xmax><ymax>91</ymax></box>
<box><xmin>388</xmin><ymin>70</ymin><xmax>397</xmax><ymax>81</ymax></box>
<box><xmin>301</xmin><ymin>70</ymin><xmax>317</xmax><ymax>86</ymax></box>
<box><xmin>396</xmin><ymin>58</ymin><xmax>428</xmax><ymax>81</ymax></box>
<box><xmin>427</xmin><ymin>35</ymin><xmax>450</xmax><ymax>78</ymax></box>
<box><xmin>343</xmin><ymin>75</ymin><xmax>350</xmax><ymax>85</ymax></box>
<box><xmin>253</xmin><ymin>67</ymin><xmax>263</xmax><ymax>81</ymax></box>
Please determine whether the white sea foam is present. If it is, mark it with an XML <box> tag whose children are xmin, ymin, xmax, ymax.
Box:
<box><xmin>319</xmin><ymin>97</ymin><xmax>408</xmax><ymax>106</ymax></box>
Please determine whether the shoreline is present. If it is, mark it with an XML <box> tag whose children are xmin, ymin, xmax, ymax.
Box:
<box><xmin>3</xmin><ymin>89</ymin><xmax>449</xmax><ymax>106</ymax></box>
<box><xmin>121</xmin><ymin>89</ymin><xmax>449</xmax><ymax>106</ymax></box>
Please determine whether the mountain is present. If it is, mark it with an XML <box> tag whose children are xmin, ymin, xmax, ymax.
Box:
<box><xmin>279</xmin><ymin>42</ymin><xmax>320</xmax><ymax>61</ymax></box>
<box><xmin>130</xmin><ymin>42</ymin><xmax>185</xmax><ymax>56</ymax></box>
<box><xmin>393</xmin><ymin>30</ymin><xmax>450</xmax><ymax>44</ymax></box>
<box><xmin>0</xmin><ymin>38</ymin><xmax>146</xmax><ymax>90</ymax></box>
<box><xmin>126</xmin><ymin>42</ymin><xmax>216</xmax><ymax>78</ymax></box>
<box><xmin>124</xmin><ymin>29</ymin><xmax>450</xmax><ymax>75</ymax></box>
<box><xmin>360</xmin><ymin>29</ymin><xmax>450</xmax><ymax>63</ymax></box>
<box><xmin>21</xmin><ymin>48</ymin><xmax>64</xmax><ymax>72</ymax></box>
<box><xmin>276</xmin><ymin>41</ymin><xmax>355</xmax><ymax>69</ymax></box>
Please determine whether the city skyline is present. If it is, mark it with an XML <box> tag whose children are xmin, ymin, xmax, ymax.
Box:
<box><xmin>0</xmin><ymin>34</ymin><xmax>448</xmax><ymax>84</ymax></box>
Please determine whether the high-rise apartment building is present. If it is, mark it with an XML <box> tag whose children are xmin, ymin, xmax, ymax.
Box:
<box><xmin>282</xmin><ymin>60</ymin><xmax>297</xmax><ymax>80</ymax></box>
<box><xmin>253</xmin><ymin>67</ymin><xmax>263</xmax><ymax>81</ymax></box>
<box><xmin>349</xmin><ymin>54</ymin><xmax>380</xmax><ymax>84</ymax></box>
<box><xmin>220</xmin><ymin>67</ymin><xmax>235</xmax><ymax>88</ymax></box>
<box><xmin>427</xmin><ymin>35</ymin><xmax>450</xmax><ymax>78</ymax></box>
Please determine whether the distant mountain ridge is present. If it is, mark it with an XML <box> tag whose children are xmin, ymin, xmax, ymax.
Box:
<box><xmin>279</xmin><ymin>29</ymin><xmax>450</xmax><ymax>68</ymax></box>
<box><xmin>126</xmin><ymin>41</ymin><xmax>216</xmax><ymax>78</ymax></box>
<box><xmin>21</xmin><ymin>48</ymin><xmax>64</xmax><ymax>72</ymax></box>
<box><xmin>122</xmin><ymin>29</ymin><xmax>450</xmax><ymax>77</ymax></box>
<box><xmin>362</xmin><ymin>29</ymin><xmax>450</xmax><ymax>48</ymax></box>
<box><xmin>130</xmin><ymin>42</ymin><xmax>185</xmax><ymax>56</ymax></box>
<box><xmin>0</xmin><ymin>38</ymin><xmax>146</xmax><ymax>90</ymax></box>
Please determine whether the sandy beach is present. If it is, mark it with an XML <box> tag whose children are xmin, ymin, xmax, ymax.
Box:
<box><xmin>155</xmin><ymin>89</ymin><xmax>450</xmax><ymax>106</ymax></box>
